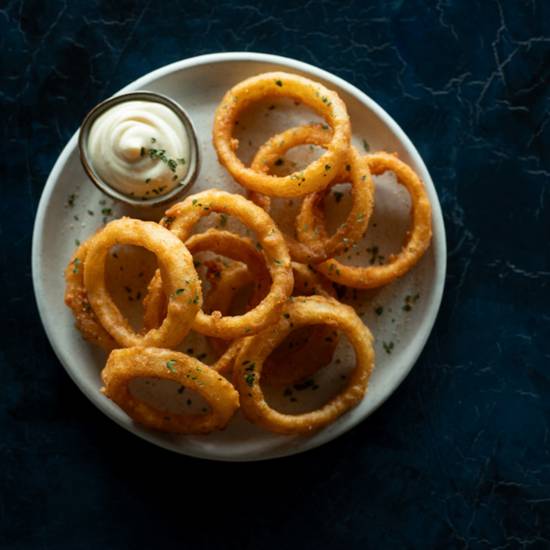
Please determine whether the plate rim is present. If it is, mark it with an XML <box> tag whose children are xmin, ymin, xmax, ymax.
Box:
<box><xmin>32</xmin><ymin>51</ymin><xmax>447</xmax><ymax>461</ymax></box>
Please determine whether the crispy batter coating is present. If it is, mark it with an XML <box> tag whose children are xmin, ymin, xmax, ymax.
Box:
<box><xmin>102</xmin><ymin>347</ymin><xmax>239</xmax><ymax>434</ymax></box>
<box><xmin>213</xmin><ymin>72</ymin><xmax>351</xmax><ymax>198</ymax></box>
<box><xmin>233</xmin><ymin>296</ymin><xmax>375</xmax><ymax>434</ymax></box>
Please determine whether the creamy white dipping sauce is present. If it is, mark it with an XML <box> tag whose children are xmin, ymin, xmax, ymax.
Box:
<box><xmin>87</xmin><ymin>100</ymin><xmax>190</xmax><ymax>198</ymax></box>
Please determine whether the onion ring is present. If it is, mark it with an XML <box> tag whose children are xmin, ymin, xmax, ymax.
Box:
<box><xmin>102</xmin><ymin>347</ymin><xmax>239</xmax><ymax>434</ymax></box>
<box><xmin>144</xmin><ymin>229</ymin><xmax>272</xmax><ymax>374</ymax></box>
<box><xmin>84</xmin><ymin>218</ymin><xmax>202</xmax><ymax>348</ymax></box>
<box><xmin>262</xmin><ymin>263</ymin><xmax>339</xmax><ymax>387</ymax></box>
<box><xmin>213</xmin><ymin>72</ymin><xmax>351</xmax><ymax>197</ymax></box>
<box><xmin>233</xmin><ymin>295</ymin><xmax>375</xmax><ymax>434</ymax></box>
<box><xmin>311</xmin><ymin>152</ymin><xmax>433</xmax><ymax>288</ymax></box>
<box><xmin>143</xmin><ymin>229</ymin><xmax>270</xmax><ymax>331</ymax></box>
<box><xmin>247</xmin><ymin>125</ymin><xmax>374</xmax><ymax>263</ymax></box>
<box><xmin>158</xmin><ymin>190</ymin><xmax>293</xmax><ymax>338</ymax></box>
<box><xmin>64</xmin><ymin>235</ymin><xmax>117</xmax><ymax>351</ymax></box>
<box><xmin>204</xmin><ymin>262</ymin><xmax>253</xmax><ymax>374</ymax></box>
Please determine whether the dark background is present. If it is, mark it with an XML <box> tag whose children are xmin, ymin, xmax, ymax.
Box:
<box><xmin>2</xmin><ymin>1</ymin><xmax>549</xmax><ymax>548</ymax></box>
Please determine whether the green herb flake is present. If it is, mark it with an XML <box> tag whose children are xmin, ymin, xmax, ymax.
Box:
<box><xmin>140</xmin><ymin>147</ymin><xmax>145</xmax><ymax>157</ymax></box>
<box><xmin>72</xmin><ymin>257</ymin><xmax>81</xmax><ymax>274</ymax></box>
<box><xmin>275</xmin><ymin>79</ymin><xmax>283</xmax><ymax>87</ymax></box>
<box><xmin>162</xmin><ymin>216</ymin><xmax>175</xmax><ymax>228</ymax></box>
<box><xmin>244</xmin><ymin>372</ymin><xmax>255</xmax><ymax>387</ymax></box>
<box><xmin>362</xmin><ymin>139</ymin><xmax>370</xmax><ymax>152</ymax></box>
<box><xmin>74</xmin><ymin>239</ymin><xmax>80</xmax><ymax>246</ymax></box>
<box><xmin>383</xmin><ymin>341</ymin><xmax>394</xmax><ymax>354</ymax></box>
<box><xmin>175</xmin><ymin>288</ymin><xmax>185</xmax><ymax>296</ymax></box>
<box><xmin>218</xmin><ymin>213</ymin><xmax>228</xmax><ymax>228</ymax></box>
<box><xmin>374</xmin><ymin>306</ymin><xmax>384</xmax><ymax>316</ymax></box>
<box><xmin>166</xmin><ymin>359</ymin><xmax>177</xmax><ymax>373</ymax></box>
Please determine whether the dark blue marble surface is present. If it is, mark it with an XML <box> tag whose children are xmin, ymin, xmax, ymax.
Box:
<box><xmin>2</xmin><ymin>1</ymin><xmax>549</xmax><ymax>548</ymax></box>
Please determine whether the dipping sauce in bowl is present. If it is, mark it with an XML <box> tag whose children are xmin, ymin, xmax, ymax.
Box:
<box><xmin>79</xmin><ymin>92</ymin><xmax>199</xmax><ymax>207</ymax></box>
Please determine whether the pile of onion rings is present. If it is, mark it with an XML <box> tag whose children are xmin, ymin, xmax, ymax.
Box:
<box><xmin>64</xmin><ymin>71</ymin><xmax>432</xmax><ymax>436</ymax></box>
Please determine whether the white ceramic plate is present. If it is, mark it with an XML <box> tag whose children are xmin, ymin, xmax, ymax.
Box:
<box><xmin>32</xmin><ymin>52</ymin><xmax>446</xmax><ymax>461</ymax></box>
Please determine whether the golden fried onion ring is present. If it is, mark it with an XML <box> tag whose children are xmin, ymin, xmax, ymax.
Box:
<box><xmin>64</xmin><ymin>236</ymin><xmax>117</xmax><ymax>352</ymax></box>
<box><xmin>84</xmin><ymin>218</ymin><xmax>202</xmax><ymax>348</ymax></box>
<box><xmin>233</xmin><ymin>296</ymin><xmax>375</xmax><ymax>434</ymax></box>
<box><xmin>158</xmin><ymin>190</ymin><xmax>293</xmax><ymax>338</ymax></box>
<box><xmin>144</xmin><ymin>229</ymin><xmax>272</xmax><ymax>374</ymax></box>
<box><xmin>102</xmin><ymin>347</ymin><xmax>239</xmax><ymax>434</ymax></box>
<box><xmin>311</xmin><ymin>152</ymin><xmax>433</xmax><ymax>289</ymax></box>
<box><xmin>213</xmin><ymin>72</ymin><xmax>351</xmax><ymax>197</ymax></box>
<box><xmin>203</xmin><ymin>261</ymin><xmax>255</xmax><ymax>365</ymax></box>
<box><xmin>262</xmin><ymin>263</ymin><xmax>338</xmax><ymax>387</ymax></box>
<box><xmin>247</xmin><ymin>125</ymin><xmax>374</xmax><ymax>263</ymax></box>
<box><xmin>143</xmin><ymin>229</ymin><xmax>270</xmax><ymax>331</ymax></box>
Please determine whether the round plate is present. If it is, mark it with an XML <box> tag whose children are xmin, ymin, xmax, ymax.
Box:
<box><xmin>32</xmin><ymin>52</ymin><xmax>446</xmax><ymax>461</ymax></box>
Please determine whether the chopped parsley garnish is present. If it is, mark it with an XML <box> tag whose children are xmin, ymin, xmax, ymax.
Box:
<box><xmin>72</xmin><ymin>258</ymin><xmax>81</xmax><ymax>274</ymax></box>
<box><xmin>74</xmin><ymin>239</ymin><xmax>80</xmax><ymax>246</ymax></box>
<box><xmin>362</xmin><ymin>139</ymin><xmax>370</xmax><ymax>152</ymax></box>
<box><xmin>218</xmin><ymin>213</ymin><xmax>228</xmax><ymax>228</ymax></box>
<box><xmin>162</xmin><ymin>216</ymin><xmax>175</xmax><ymax>228</ymax></box>
<box><xmin>374</xmin><ymin>306</ymin><xmax>384</xmax><ymax>316</ymax></box>
<box><xmin>175</xmin><ymin>288</ymin><xmax>185</xmax><ymax>296</ymax></box>
<box><xmin>293</xmin><ymin>379</ymin><xmax>315</xmax><ymax>391</ymax></box>
<box><xmin>166</xmin><ymin>359</ymin><xmax>177</xmax><ymax>372</ymax></box>
<box><xmin>403</xmin><ymin>293</ymin><xmax>420</xmax><ymax>311</ymax></box>
<box><xmin>367</xmin><ymin>245</ymin><xmax>382</xmax><ymax>265</ymax></box>
<box><xmin>244</xmin><ymin>372</ymin><xmax>255</xmax><ymax>387</ymax></box>
<box><xmin>101</xmin><ymin>208</ymin><xmax>112</xmax><ymax>216</ymax></box>
<box><xmin>147</xmin><ymin>145</ymin><xmax>180</xmax><ymax>173</ymax></box>
<box><xmin>382</xmin><ymin>341</ymin><xmax>394</xmax><ymax>354</ymax></box>
<box><xmin>275</xmin><ymin>79</ymin><xmax>283</xmax><ymax>87</ymax></box>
